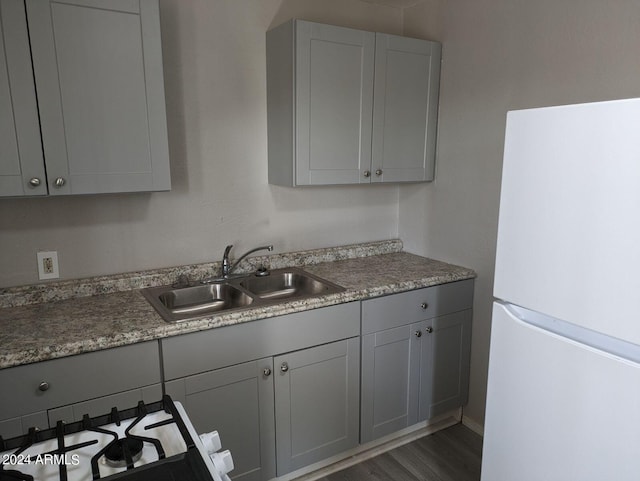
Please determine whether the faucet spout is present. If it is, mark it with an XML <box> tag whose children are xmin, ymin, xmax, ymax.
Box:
<box><xmin>222</xmin><ymin>244</ymin><xmax>273</xmax><ymax>278</ymax></box>
<box><xmin>221</xmin><ymin>244</ymin><xmax>234</xmax><ymax>278</ymax></box>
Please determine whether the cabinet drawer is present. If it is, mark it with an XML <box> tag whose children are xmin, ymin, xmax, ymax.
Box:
<box><xmin>362</xmin><ymin>279</ymin><xmax>474</xmax><ymax>334</ymax></box>
<box><xmin>0</xmin><ymin>412</ymin><xmax>48</xmax><ymax>439</ymax></box>
<box><xmin>48</xmin><ymin>383</ymin><xmax>162</xmax><ymax>425</ymax></box>
<box><xmin>0</xmin><ymin>341</ymin><xmax>160</xmax><ymax>420</ymax></box>
<box><xmin>162</xmin><ymin>302</ymin><xmax>360</xmax><ymax>380</ymax></box>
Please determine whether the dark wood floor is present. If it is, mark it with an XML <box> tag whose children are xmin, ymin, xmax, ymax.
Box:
<box><xmin>316</xmin><ymin>424</ymin><xmax>482</xmax><ymax>481</ymax></box>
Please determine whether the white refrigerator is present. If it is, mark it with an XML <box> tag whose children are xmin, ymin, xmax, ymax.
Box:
<box><xmin>482</xmin><ymin>98</ymin><xmax>640</xmax><ymax>481</ymax></box>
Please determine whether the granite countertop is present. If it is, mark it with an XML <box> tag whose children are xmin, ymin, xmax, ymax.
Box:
<box><xmin>0</xmin><ymin>248</ymin><xmax>475</xmax><ymax>370</ymax></box>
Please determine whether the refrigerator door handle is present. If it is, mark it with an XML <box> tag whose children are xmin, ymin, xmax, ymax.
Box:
<box><xmin>499</xmin><ymin>301</ymin><xmax>640</xmax><ymax>365</ymax></box>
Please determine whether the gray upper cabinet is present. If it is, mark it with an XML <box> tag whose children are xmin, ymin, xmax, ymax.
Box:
<box><xmin>372</xmin><ymin>34</ymin><xmax>441</xmax><ymax>183</ymax></box>
<box><xmin>266</xmin><ymin>19</ymin><xmax>441</xmax><ymax>186</ymax></box>
<box><xmin>0</xmin><ymin>0</ymin><xmax>46</xmax><ymax>197</ymax></box>
<box><xmin>267</xmin><ymin>20</ymin><xmax>374</xmax><ymax>186</ymax></box>
<box><xmin>0</xmin><ymin>0</ymin><xmax>170</xmax><ymax>197</ymax></box>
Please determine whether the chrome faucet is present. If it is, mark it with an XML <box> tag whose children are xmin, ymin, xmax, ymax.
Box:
<box><xmin>221</xmin><ymin>244</ymin><xmax>273</xmax><ymax>278</ymax></box>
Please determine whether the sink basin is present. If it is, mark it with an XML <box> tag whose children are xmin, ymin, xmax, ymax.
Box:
<box><xmin>142</xmin><ymin>267</ymin><xmax>343</xmax><ymax>322</ymax></box>
<box><xmin>143</xmin><ymin>283</ymin><xmax>253</xmax><ymax>322</ymax></box>
<box><xmin>240</xmin><ymin>270</ymin><xmax>339</xmax><ymax>300</ymax></box>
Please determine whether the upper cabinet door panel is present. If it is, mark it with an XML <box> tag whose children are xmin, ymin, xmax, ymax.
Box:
<box><xmin>0</xmin><ymin>0</ymin><xmax>46</xmax><ymax>197</ymax></box>
<box><xmin>267</xmin><ymin>20</ymin><xmax>440</xmax><ymax>186</ymax></box>
<box><xmin>372</xmin><ymin>34</ymin><xmax>441</xmax><ymax>183</ymax></box>
<box><xmin>25</xmin><ymin>0</ymin><xmax>170</xmax><ymax>195</ymax></box>
<box><xmin>295</xmin><ymin>21</ymin><xmax>375</xmax><ymax>185</ymax></box>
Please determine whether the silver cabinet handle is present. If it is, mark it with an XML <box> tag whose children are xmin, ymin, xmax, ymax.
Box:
<box><xmin>363</xmin><ymin>170</ymin><xmax>371</xmax><ymax>178</ymax></box>
<box><xmin>425</xmin><ymin>326</ymin><xmax>434</xmax><ymax>334</ymax></box>
<box><xmin>263</xmin><ymin>368</ymin><xmax>272</xmax><ymax>377</ymax></box>
<box><xmin>38</xmin><ymin>381</ymin><xmax>50</xmax><ymax>392</ymax></box>
<box><xmin>414</xmin><ymin>330</ymin><xmax>422</xmax><ymax>338</ymax></box>
<box><xmin>54</xmin><ymin>177</ymin><xmax>66</xmax><ymax>188</ymax></box>
<box><xmin>28</xmin><ymin>177</ymin><xmax>41</xmax><ymax>187</ymax></box>
<box><xmin>280</xmin><ymin>362</ymin><xmax>289</xmax><ymax>373</ymax></box>
<box><xmin>375</xmin><ymin>169</ymin><xmax>382</xmax><ymax>176</ymax></box>
<box><xmin>421</xmin><ymin>302</ymin><xmax>428</xmax><ymax>310</ymax></box>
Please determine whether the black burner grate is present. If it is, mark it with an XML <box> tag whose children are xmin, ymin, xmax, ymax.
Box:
<box><xmin>0</xmin><ymin>395</ymin><xmax>206</xmax><ymax>481</ymax></box>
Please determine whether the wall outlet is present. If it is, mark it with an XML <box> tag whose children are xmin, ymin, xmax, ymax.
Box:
<box><xmin>37</xmin><ymin>251</ymin><xmax>59</xmax><ymax>280</ymax></box>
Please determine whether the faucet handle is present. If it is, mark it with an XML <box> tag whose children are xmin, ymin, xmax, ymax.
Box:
<box><xmin>255</xmin><ymin>265</ymin><xmax>270</xmax><ymax>277</ymax></box>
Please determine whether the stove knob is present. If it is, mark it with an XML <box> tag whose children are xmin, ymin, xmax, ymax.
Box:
<box><xmin>210</xmin><ymin>449</ymin><xmax>234</xmax><ymax>475</ymax></box>
<box><xmin>199</xmin><ymin>431</ymin><xmax>222</xmax><ymax>454</ymax></box>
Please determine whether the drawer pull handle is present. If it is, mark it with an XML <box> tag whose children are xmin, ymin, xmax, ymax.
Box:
<box><xmin>280</xmin><ymin>362</ymin><xmax>289</xmax><ymax>373</ymax></box>
<box><xmin>421</xmin><ymin>302</ymin><xmax>428</xmax><ymax>310</ymax></box>
<box><xmin>263</xmin><ymin>368</ymin><xmax>272</xmax><ymax>377</ymax></box>
<box><xmin>425</xmin><ymin>326</ymin><xmax>434</xmax><ymax>334</ymax></box>
<box><xmin>38</xmin><ymin>381</ymin><xmax>50</xmax><ymax>392</ymax></box>
<box><xmin>414</xmin><ymin>330</ymin><xmax>422</xmax><ymax>338</ymax></box>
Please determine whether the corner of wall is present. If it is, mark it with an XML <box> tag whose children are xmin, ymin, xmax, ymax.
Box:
<box><xmin>462</xmin><ymin>412</ymin><xmax>484</xmax><ymax>437</ymax></box>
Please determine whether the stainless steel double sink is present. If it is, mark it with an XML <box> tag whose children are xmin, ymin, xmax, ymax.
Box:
<box><xmin>142</xmin><ymin>267</ymin><xmax>344</xmax><ymax>322</ymax></box>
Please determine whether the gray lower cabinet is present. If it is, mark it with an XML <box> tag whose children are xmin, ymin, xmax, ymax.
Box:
<box><xmin>165</xmin><ymin>338</ymin><xmax>360</xmax><ymax>480</ymax></box>
<box><xmin>361</xmin><ymin>323</ymin><xmax>418</xmax><ymax>441</ymax></box>
<box><xmin>160</xmin><ymin>302</ymin><xmax>360</xmax><ymax>480</ymax></box>
<box><xmin>420</xmin><ymin>310</ymin><xmax>472</xmax><ymax>420</ymax></box>
<box><xmin>165</xmin><ymin>359</ymin><xmax>276</xmax><ymax>481</ymax></box>
<box><xmin>274</xmin><ymin>338</ymin><xmax>360</xmax><ymax>476</ymax></box>
<box><xmin>0</xmin><ymin>341</ymin><xmax>162</xmax><ymax>438</ymax></box>
<box><xmin>360</xmin><ymin>280</ymin><xmax>474</xmax><ymax>443</ymax></box>
<box><xmin>0</xmin><ymin>412</ymin><xmax>49</xmax><ymax>440</ymax></box>
<box><xmin>48</xmin><ymin>384</ymin><xmax>163</xmax><ymax>425</ymax></box>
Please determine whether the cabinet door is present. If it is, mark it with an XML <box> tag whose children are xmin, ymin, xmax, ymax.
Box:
<box><xmin>418</xmin><ymin>310</ymin><xmax>472</xmax><ymax>420</ymax></box>
<box><xmin>274</xmin><ymin>338</ymin><xmax>360</xmax><ymax>475</ymax></box>
<box><xmin>0</xmin><ymin>0</ymin><xmax>46</xmax><ymax>197</ymax></box>
<box><xmin>360</xmin><ymin>324</ymin><xmax>421</xmax><ymax>443</ymax></box>
<box><xmin>295</xmin><ymin>21</ymin><xmax>375</xmax><ymax>185</ymax></box>
<box><xmin>372</xmin><ymin>34</ymin><xmax>441</xmax><ymax>182</ymax></box>
<box><xmin>165</xmin><ymin>359</ymin><xmax>276</xmax><ymax>481</ymax></box>
<box><xmin>25</xmin><ymin>0</ymin><xmax>170</xmax><ymax>195</ymax></box>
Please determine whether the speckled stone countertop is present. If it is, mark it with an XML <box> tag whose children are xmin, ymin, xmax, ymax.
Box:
<box><xmin>0</xmin><ymin>243</ymin><xmax>475</xmax><ymax>370</ymax></box>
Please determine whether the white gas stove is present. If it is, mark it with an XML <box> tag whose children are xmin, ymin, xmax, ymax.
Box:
<box><xmin>0</xmin><ymin>396</ymin><xmax>233</xmax><ymax>481</ymax></box>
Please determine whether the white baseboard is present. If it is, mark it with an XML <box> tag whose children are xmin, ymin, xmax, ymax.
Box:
<box><xmin>462</xmin><ymin>414</ymin><xmax>484</xmax><ymax>437</ymax></box>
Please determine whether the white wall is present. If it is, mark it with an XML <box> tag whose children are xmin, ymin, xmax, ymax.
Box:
<box><xmin>399</xmin><ymin>0</ymin><xmax>640</xmax><ymax>427</ymax></box>
<box><xmin>0</xmin><ymin>0</ymin><xmax>403</xmax><ymax>288</ymax></box>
